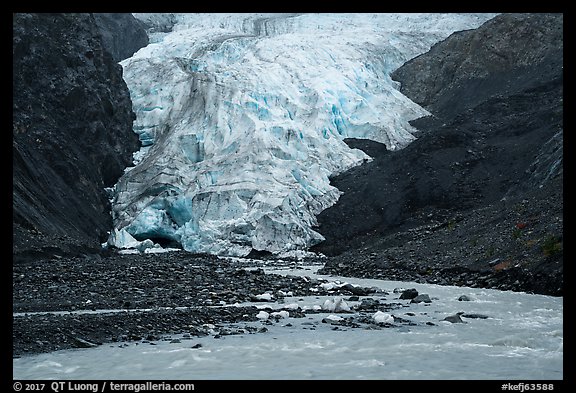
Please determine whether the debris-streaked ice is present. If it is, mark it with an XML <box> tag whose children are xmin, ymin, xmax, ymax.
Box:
<box><xmin>109</xmin><ymin>13</ymin><xmax>497</xmax><ymax>256</ymax></box>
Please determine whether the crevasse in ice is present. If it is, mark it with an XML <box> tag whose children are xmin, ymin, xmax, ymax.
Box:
<box><xmin>108</xmin><ymin>13</ymin><xmax>497</xmax><ymax>256</ymax></box>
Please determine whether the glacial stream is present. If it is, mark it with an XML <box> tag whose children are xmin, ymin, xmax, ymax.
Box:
<box><xmin>13</xmin><ymin>264</ymin><xmax>563</xmax><ymax>380</ymax></box>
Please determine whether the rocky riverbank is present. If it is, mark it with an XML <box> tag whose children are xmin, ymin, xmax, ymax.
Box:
<box><xmin>13</xmin><ymin>252</ymin><xmax>371</xmax><ymax>358</ymax></box>
<box><xmin>12</xmin><ymin>252</ymin><xmax>307</xmax><ymax>357</ymax></box>
<box><xmin>317</xmin><ymin>174</ymin><xmax>563</xmax><ymax>297</ymax></box>
<box><xmin>13</xmin><ymin>241</ymin><xmax>561</xmax><ymax>359</ymax></box>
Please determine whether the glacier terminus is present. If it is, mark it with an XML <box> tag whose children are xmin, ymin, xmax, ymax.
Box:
<box><xmin>107</xmin><ymin>13</ymin><xmax>498</xmax><ymax>257</ymax></box>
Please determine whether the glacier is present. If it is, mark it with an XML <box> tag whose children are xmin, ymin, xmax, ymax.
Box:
<box><xmin>109</xmin><ymin>13</ymin><xmax>497</xmax><ymax>256</ymax></box>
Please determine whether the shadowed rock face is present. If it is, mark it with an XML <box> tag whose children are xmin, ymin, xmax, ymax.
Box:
<box><xmin>314</xmin><ymin>13</ymin><xmax>562</xmax><ymax>295</ymax></box>
<box><xmin>390</xmin><ymin>12</ymin><xmax>563</xmax><ymax>197</ymax></box>
<box><xmin>13</xmin><ymin>13</ymin><xmax>143</xmax><ymax>262</ymax></box>
<box><xmin>391</xmin><ymin>13</ymin><xmax>563</xmax><ymax>119</ymax></box>
<box><xmin>93</xmin><ymin>13</ymin><xmax>149</xmax><ymax>62</ymax></box>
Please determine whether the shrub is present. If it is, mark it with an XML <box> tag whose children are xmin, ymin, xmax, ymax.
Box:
<box><xmin>541</xmin><ymin>235</ymin><xmax>562</xmax><ymax>256</ymax></box>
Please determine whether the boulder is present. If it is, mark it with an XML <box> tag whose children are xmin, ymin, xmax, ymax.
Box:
<box><xmin>443</xmin><ymin>312</ymin><xmax>466</xmax><ymax>323</ymax></box>
<box><xmin>399</xmin><ymin>288</ymin><xmax>419</xmax><ymax>300</ymax></box>
<box><xmin>410</xmin><ymin>294</ymin><xmax>432</xmax><ymax>304</ymax></box>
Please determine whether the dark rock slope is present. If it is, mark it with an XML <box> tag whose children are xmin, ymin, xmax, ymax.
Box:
<box><xmin>13</xmin><ymin>13</ymin><xmax>144</xmax><ymax>263</ymax></box>
<box><xmin>315</xmin><ymin>13</ymin><xmax>563</xmax><ymax>295</ymax></box>
<box><xmin>93</xmin><ymin>13</ymin><xmax>149</xmax><ymax>62</ymax></box>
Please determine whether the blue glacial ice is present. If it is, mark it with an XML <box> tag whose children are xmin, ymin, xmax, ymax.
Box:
<box><xmin>108</xmin><ymin>13</ymin><xmax>498</xmax><ymax>256</ymax></box>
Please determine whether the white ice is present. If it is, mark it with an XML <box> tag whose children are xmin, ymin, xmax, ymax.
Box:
<box><xmin>373</xmin><ymin>310</ymin><xmax>394</xmax><ymax>324</ymax></box>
